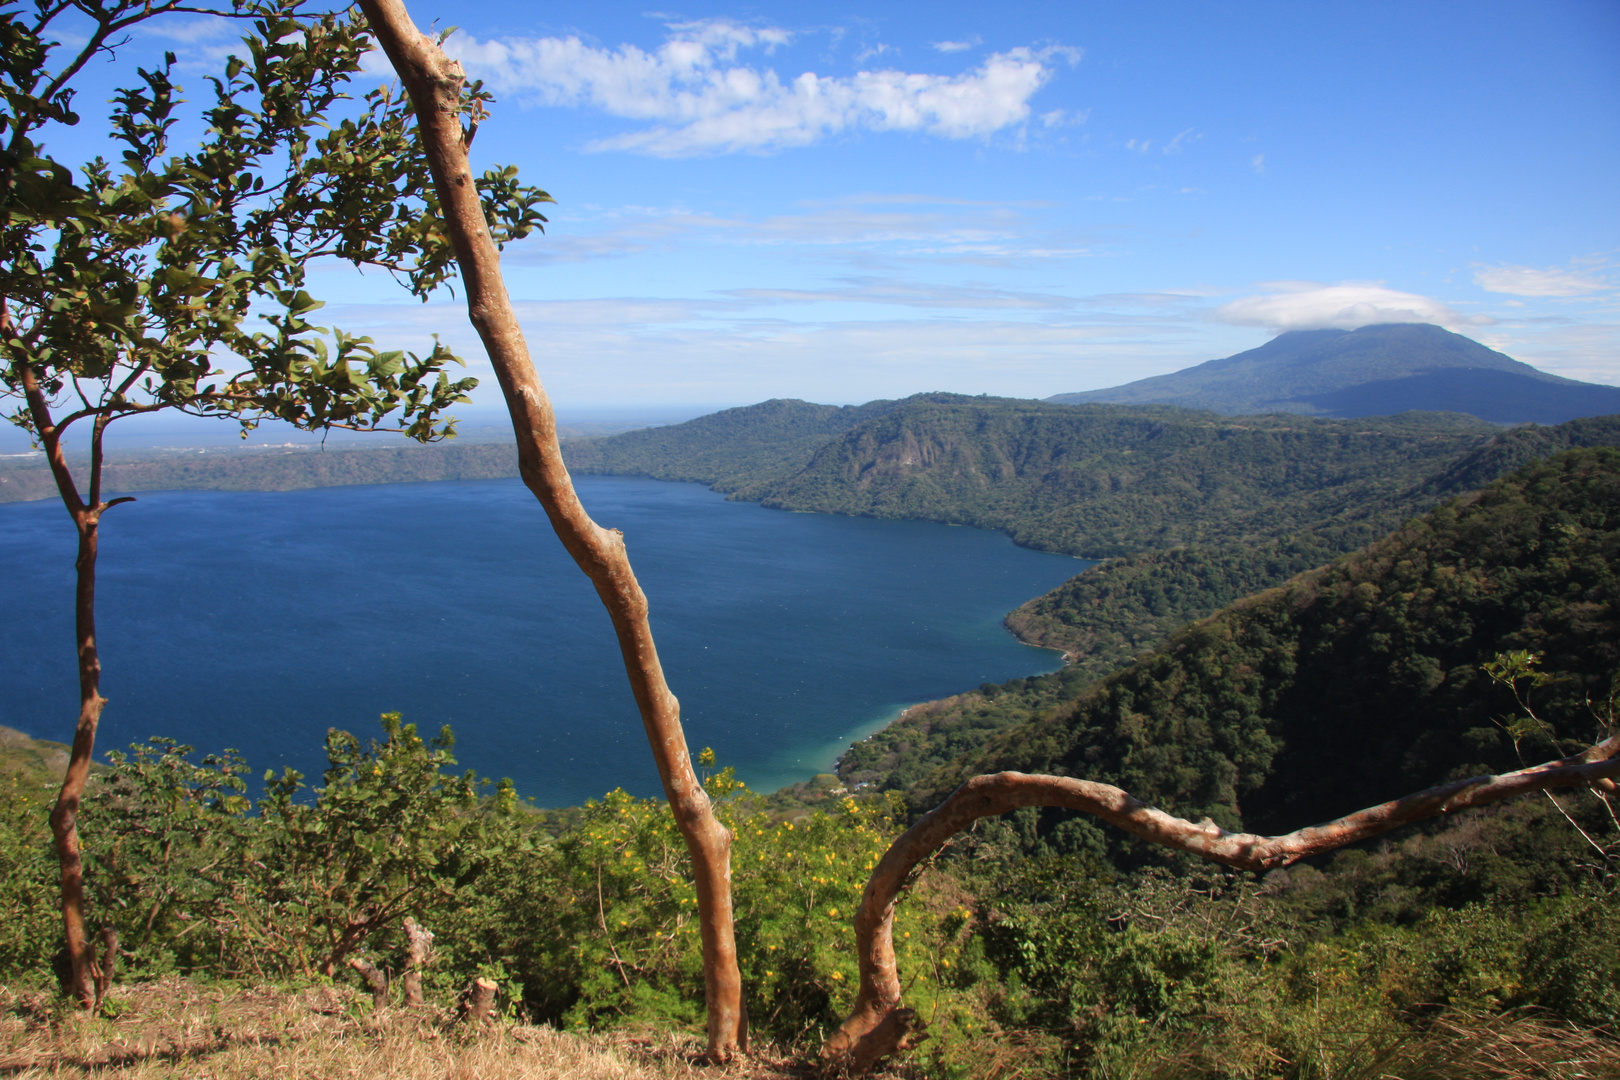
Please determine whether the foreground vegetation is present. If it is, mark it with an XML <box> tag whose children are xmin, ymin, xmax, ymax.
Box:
<box><xmin>3</xmin><ymin>717</ymin><xmax>1615</xmax><ymax>1078</ymax></box>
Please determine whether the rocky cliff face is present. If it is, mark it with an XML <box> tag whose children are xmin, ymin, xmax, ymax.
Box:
<box><xmin>755</xmin><ymin>396</ymin><xmax>1493</xmax><ymax>557</ymax></box>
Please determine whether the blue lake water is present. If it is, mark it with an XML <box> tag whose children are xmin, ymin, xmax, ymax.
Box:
<box><xmin>0</xmin><ymin>476</ymin><xmax>1088</xmax><ymax>806</ymax></box>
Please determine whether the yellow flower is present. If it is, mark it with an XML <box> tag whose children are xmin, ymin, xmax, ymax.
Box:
<box><xmin>831</xmin><ymin>971</ymin><xmax>844</xmax><ymax>981</ymax></box>
<box><xmin>827</xmin><ymin>908</ymin><xmax>840</xmax><ymax>918</ymax></box>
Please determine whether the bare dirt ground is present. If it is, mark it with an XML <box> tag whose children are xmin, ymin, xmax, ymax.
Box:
<box><xmin>0</xmin><ymin>980</ymin><xmax>836</xmax><ymax>1080</ymax></box>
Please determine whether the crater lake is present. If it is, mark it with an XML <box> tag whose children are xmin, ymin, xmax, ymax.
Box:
<box><xmin>1</xmin><ymin>475</ymin><xmax>1089</xmax><ymax>805</ymax></box>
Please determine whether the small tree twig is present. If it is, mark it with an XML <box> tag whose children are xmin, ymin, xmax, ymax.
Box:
<box><xmin>92</xmin><ymin>927</ymin><xmax>118</xmax><ymax>1013</ymax></box>
<box><xmin>596</xmin><ymin>863</ymin><xmax>632</xmax><ymax>989</ymax></box>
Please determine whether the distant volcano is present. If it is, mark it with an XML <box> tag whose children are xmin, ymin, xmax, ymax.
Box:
<box><xmin>1047</xmin><ymin>323</ymin><xmax>1620</xmax><ymax>424</ymax></box>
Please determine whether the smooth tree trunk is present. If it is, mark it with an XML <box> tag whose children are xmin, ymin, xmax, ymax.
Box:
<box><xmin>824</xmin><ymin>737</ymin><xmax>1620</xmax><ymax>1070</ymax></box>
<box><xmin>355</xmin><ymin>0</ymin><xmax>746</xmax><ymax>1059</ymax></box>
<box><xmin>53</xmin><ymin>507</ymin><xmax>103</xmax><ymax>1008</ymax></box>
<box><xmin>21</xmin><ymin>364</ymin><xmax>133</xmax><ymax>1008</ymax></box>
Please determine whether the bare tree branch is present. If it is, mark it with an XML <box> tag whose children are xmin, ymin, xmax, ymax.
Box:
<box><xmin>824</xmin><ymin>736</ymin><xmax>1620</xmax><ymax>1069</ymax></box>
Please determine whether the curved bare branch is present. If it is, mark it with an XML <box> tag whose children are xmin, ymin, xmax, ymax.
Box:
<box><xmin>824</xmin><ymin>736</ymin><xmax>1620</xmax><ymax>1068</ymax></box>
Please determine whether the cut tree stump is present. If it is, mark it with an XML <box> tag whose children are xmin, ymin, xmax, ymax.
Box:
<box><xmin>461</xmin><ymin>978</ymin><xmax>498</xmax><ymax>1026</ymax></box>
<box><xmin>348</xmin><ymin>957</ymin><xmax>389</xmax><ymax>1009</ymax></box>
<box><xmin>401</xmin><ymin>917</ymin><xmax>434</xmax><ymax>1007</ymax></box>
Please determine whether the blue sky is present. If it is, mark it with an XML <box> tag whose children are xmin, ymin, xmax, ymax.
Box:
<box><xmin>26</xmin><ymin>0</ymin><xmax>1620</xmax><ymax>424</ymax></box>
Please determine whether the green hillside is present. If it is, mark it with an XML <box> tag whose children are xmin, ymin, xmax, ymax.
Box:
<box><xmin>751</xmin><ymin>396</ymin><xmax>1493</xmax><ymax>557</ymax></box>
<box><xmin>558</xmin><ymin>397</ymin><xmax>902</xmax><ymax>497</ymax></box>
<box><xmin>903</xmin><ymin>448</ymin><xmax>1619</xmax><ymax>855</ymax></box>
<box><xmin>564</xmin><ymin>398</ymin><xmax>1620</xmax><ymax>803</ymax></box>
<box><xmin>1009</xmin><ymin>415</ymin><xmax>1620</xmax><ymax>661</ymax></box>
<box><xmin>561</xmin><ymin>393</ymin><xmax>1499</xmax><ymax>559</ymax></box>
<box><xmin>1047</xmin><ymin>322</ymin><xmax>1620</xmax><ymax>424</ymax></box>
<box><xmin>835</xmin><ymin>415</ymin><xmax>1620</xmax><ymax>796</ymax></box>
<box><xmin>0</xmin><ymin>726</ymin><xmax>72</xmax><ymax>796</ymax></box>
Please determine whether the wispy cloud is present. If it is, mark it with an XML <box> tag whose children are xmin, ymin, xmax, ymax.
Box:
<box><xmin>1162</xmin><ymin>127</ymin><xmax>1199</xmax><ymax>154</ymax></box>
<box><xmin>135</xmin><ymin>17</ymin><xmax>233</xmax><ymax>44</ymax></box>
<box><xmin>931</xmin><ymin>37</ymin><xmax>980</xmax><ymax>54</ymax></box>
<box><xmin>320</xmin><ymin>286</ymin><xmax>1223</xmax><ymax>407</ymax></box>
<box><xmin>1479</xmin><ymin>319</ymin><xmax>1620</xmax><ymax>385</ymax></box>
<box><xmin>1250</xmin><ymin>153</ymin><xmax>1265</xmax><ymax>174</ymax></box>
<box><xmin>1213</xmin><ymin>282</ymin><xmax>1492</xmax><ymax>332</ymax></box>
<box><xmin>1472</xmin><ymin>262</ymin><xmax>1610</xmax><ymax>297</ymax></box>
<box><xmin>443</xmin><ymin>20</ymin><xmax>1078</xmax><ymax>156</ymax></box>
<box><xmin>499</xmin><ymin>194</ymin><xmax>1109</xmax><ymax>267</ymax></box>
<box><xmin>726</xmin><ymin>276</ymin><xmax>1074</xmax><ymax>310</ymax></box>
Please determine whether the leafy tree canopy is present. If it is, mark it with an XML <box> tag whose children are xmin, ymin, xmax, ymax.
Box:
<box><xmin>0</xmin><ymin>0</ymin><xmax>551</xmax><ymax>449</ymax></box>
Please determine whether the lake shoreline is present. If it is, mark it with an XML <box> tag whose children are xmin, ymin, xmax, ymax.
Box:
<box><xmin>4</xmin><ymin>476</ymin><xmax>1082</xmax><ymax>807</ymax></box>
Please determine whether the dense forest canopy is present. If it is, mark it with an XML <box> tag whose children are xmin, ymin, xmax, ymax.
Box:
<box><xmin>835</xmin><ymin>415</ymin><xmax>1620</xmax><ymax>796</ymax></box>
<box><xmin>909</xmin><ymin>448</ymin><xmax>1619</xmax><ymax>849</ymax></box>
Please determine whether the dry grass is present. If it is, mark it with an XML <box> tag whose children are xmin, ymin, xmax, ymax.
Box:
<box><xmin>1111</xmin><ymin>1006</ymin><xmax>1620</xmax><ymax>1080</ymax></box>
<box><xmin>0</xmin><ymin>980</ymin><xmax>823</xmax><ymax>1080</ymax></box>
<box><xmin>14</xmin><ymin>980</ymin><xmax>1612</xmax><ymax>1080</ymax></box>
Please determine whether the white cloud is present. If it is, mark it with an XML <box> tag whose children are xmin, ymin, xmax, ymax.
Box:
<box><xmin>135</xmin><ymin>17</ymin><xmax>232</xmax><ymax>43</ymax></box>
<box><xmin>1213</xmin><ymin>283</ymin><xmax>1493</xmax><ymax>332</ymax></box>
<box><xmin>725</xmin><ymin>276</ymin><xmax>1074</xmax><ymax>310</ymax></box>
<box><xmin>931</xmin><ymin>39</ymin><xmax>977</xmax><ymax>53</ymax></box>
<box><xmin>444</xmin><ymin>21</ymin><xmax>1075</xmax><ymax>156</ymax></box>
<box><xmin>316</xmin><ymin>287</ymin><xmax>1222</xmax><ymax>408</ymax></box>
<box><xmin>1479</xmin><ymin>320</ymin><xmax>1620</xmax><ymax>384</ymax></box>
<box><xmin>1472</xmin><ymin>263</ymin><xmax>1609</xmax><ymax>297</ymax></box>
<box><xmin>496</xmin><ymin>195</ymin><xmax>1108</xmax><ymax>266</ymax></box>
<box><xmin>1251</xmin><ymin>153</ymin><xmax>1265</xmax><ymax>173</ymax></box>
<box><xmin>1162</xmin><ymin>127</ymin><xmax>1199</xmax><ymax>154</ymax></box>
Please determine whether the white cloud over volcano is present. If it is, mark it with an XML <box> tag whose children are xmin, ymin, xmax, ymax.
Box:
<box><xmin>1213</xmin><ymin>283</ymin><xmax>1491</xmax><ymax>333</ymax></box>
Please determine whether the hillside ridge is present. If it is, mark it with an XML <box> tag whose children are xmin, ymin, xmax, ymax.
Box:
<box><xmin>904</xmin><ymin>447</ymin><xmax>1620</xmax><ymax>852</ymax></box>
